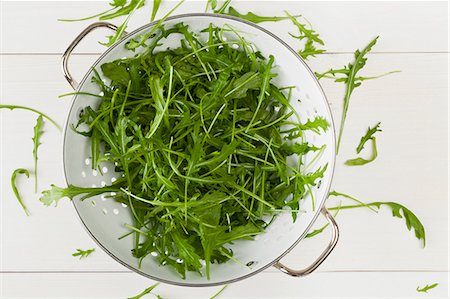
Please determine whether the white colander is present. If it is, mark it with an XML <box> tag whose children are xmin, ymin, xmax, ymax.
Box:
<box><xmin>61</xmin><ymin>14</ymin><xmax>338</xmax><ymax>287</ymax></box>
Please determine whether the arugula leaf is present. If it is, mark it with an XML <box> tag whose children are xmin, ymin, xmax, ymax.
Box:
<box><xmin>314</xmin><ymin>37</ymin><xmax>383</xmax><ymax>153</ymax></box>
<box><xmin>300</xmin><ymin>116</ymin><xmax>330</xmax><ymax>134</ymax></box>
<box><xmin>306</xmin><ymin>203</ymin><xmax>342</xmax><ymax>238</ymax></box>
<box><xmin>40</xmin><ymin>184</ymin><xmax>121</xmax><ymax>207</ymax></box>
<box><xmin>72</xmin><ymin>248</ymin><xmax>95</xmax><ymax>259</ymax></box>
<box><xmin>11</xmin><ymin>168</ymin><xmax>31</xmax><ymax>216</ymax></box>
<box><xmin>328</xmin><ymin>191</ymin><xmax>426</xmax><ymax>246</ymax></box>
<box><xmin>0</xmin><ymin>105</ymin><xmax>61</xmax><ymax>131</ymax></box>
<box><xmin>356</xmin><ymin>122</ymin><xmax>382</xmax><ymax>153</ymax></box>
<box><xmin>205</xmin><ymin>0</ymin><xmax>217</xmax><ymax>12</ymax></box>
<box><xmin>285</xmin><ymin>11</ymin><xmax>325</xmax><ymax>60</ymax></box>
<box><xmin>345</xmin><ymin>123</ymin><xmax>381</xmax><ymax>166</ymax></box>
<box><xmin>226</xmin><ymin>7</ymin><xmax>298</xmax><ymax>24</ymax></box>
<box><xmin>151</xmin><ymin>0</ymin><xmax>162</xmax><ymax>21</ymax></box>
<box><xmin>128</xmin><ymin>283</ymin><xmax>160</xmax><ymax>299</ymax></box>
<box><xmin>210</xmin><ymin>285</ymin><xmax>228</xmax><ymax>299</ymax></box>
<box><xmin>58</xmin><ymin>8</ymin><xmax>117</xmax><ymax>22</ymax></box>
<box><xmin>305</xmin><ymin>223</ymin><xmax>328</xmax><ymax>238</ymax></box>
<box><xmin>212</xmin><ymin>0</ymin><xmax>232</xmax><ymax>14</ymax></box>
<box><xmin>125</xmin><ymin>0</ymin><xmax>185</xmax><ymax>50</ymax></box>
<box><xmin>32</xmin><ymin>115</ymin><xmax>44</xmax><ymax>192</ymax></box>
<box><xmin>100</xmin><ymin>0</ymin><xmax>146</xmax><ymax>47</ymax></box>
<box><xmin>417</xmin><ymin>283</ymin><xmax>439</xmax><ymax>293</ymax></box>
<box><xmin>345</xmin><ymin>137</ymin><xmax>378</xmax><ymax>166</ymax></box>
<box><xmin>100</xmin><ymin>0</ymin><xmax>146</xmax><ymax>20</ymax></box>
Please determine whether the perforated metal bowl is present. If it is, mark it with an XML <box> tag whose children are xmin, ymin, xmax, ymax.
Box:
<box><xmin>61</xmin><ymin>13</ymin><xmax>338</xmax><ymax>287</ymax></box>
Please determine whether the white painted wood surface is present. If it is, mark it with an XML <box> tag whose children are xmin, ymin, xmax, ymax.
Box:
<box><xmin>1</xmin><ymin>1</ymin><xmax>448</xmax><ymax>298</ymax></box>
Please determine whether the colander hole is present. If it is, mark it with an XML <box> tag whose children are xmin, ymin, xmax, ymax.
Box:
<box><xmin>99</xmin><ymin>91</ymin><xmax>104</xmax><ymax>96</ymax></box>
<box><xmin>110</xmin><ymin>192</ymin><xmax>117</xmax><ymax>196</ymax></box>
<box><xmin>101</xmin><ymin>181</ymin><xmax>106</xmax><ymax>187</ymax></box>
<box><xmin>85</xmin><ymin>158</ymin><xmax>90</xmax><ymax>166</ymax></box>
<box><xmin>121</xmin><ymin>203</ymin><xmax>128</xmax><ymax>208</ymax></box>
<box><xmin>92</xmin><ymin>170</ymin><xmax>98</xmax><ymax>177</ymax></box>
<box><xmin>76</xmin><ymin>107</ymin><xmax>85</xmax><ymax>119</ymax></box>
<box><xmin>113</xmin><ymin>208</ymin><xmax>119</xmax><ymax>215</ymax></box>
<box><xmin>176</xmin><ymin>258</ymin><xmax>184</xmax><ymax>264</ymax></box>
<box><xmin>102</xmin><ymin>208</ymin><xmax>108</xmax><ymax>215</ymax></box>
<box><xmin>150</xmin><ymin>251</ymin><xmax>158</xmax><ymax>257</ymax></box>
<box><xmin>232</xmin><ymin>43</ymin><xmax>239</xmax><ymax>49</ymax></box>
<box><xmin>317</xmin><ymin>180</ymin><xmax>322</xmax><ymax>188</ymax></box>
<box><xmin>111</xmin><ymin>177</ymin><xmax>117</xmax><ymax>183</ymax></box>
<box><xmin>81</xmin><ymin>171</ymin><xmax>86</xmax><ymax>178</ymax></box>
<box><xmin>91</xmin><ymin>200</ymin><xmax>96</xmax><ymax>207</ymax></box>
<box><xmin>246</xmin><ymin>261</ymin><xmax>255</xmax><ymax>267</ymax></box>
<box><xmin>102</xmin><ymin>167</ymin><xmax>108</xmax><ymax>173</ymax></box>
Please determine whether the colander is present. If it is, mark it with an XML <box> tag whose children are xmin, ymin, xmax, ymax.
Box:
<box><xmin>61</xmin><ymin>13</ymin><xmax>339</xmax><ymax>287</ymax></box>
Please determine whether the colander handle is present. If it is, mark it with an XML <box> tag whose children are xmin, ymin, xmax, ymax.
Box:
<box><xmin>273</xmin><ymin>207</ymin><xmax>339</xmax><ymax>277</ymax></box>
<box><xmin>62</xmin><ymin>22</ymin><xmax>124</xmax><ymax>90</ymax></box>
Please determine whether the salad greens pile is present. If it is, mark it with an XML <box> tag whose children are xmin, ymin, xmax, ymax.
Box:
<box><xmin>41</xmin><ymin>22</ymin><xmax>328</xmax><ymax>279</ymax></box>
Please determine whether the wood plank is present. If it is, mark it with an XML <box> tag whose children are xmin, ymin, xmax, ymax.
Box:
<box><xmin>1</xmin><ymin>1</ymin><xmax>448</xmax><ymax>54</ymax></box>
<box><xmin>1</xmin><ymin>271</ymin><xmax>448</xmax><ymax>298</ymax></box>
<box><xmin>1</xmin><ymin>53</ymin><xmax>447</xmax><ymax>273</ymax></box>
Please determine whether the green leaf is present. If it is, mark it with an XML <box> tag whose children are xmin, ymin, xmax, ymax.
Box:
<box><xmin>110</xmin><ymin>0</ymin><xmax>127</xmax><ymax>7</ymax></box>
<box><xmin>72</xmin><ymin>248</ymin><xmax>95</xmax><ymax>259</ymax></box>
<box><xmin>151</xmin><ymin>0</ymin><xmax>162</xmax><ymax>21</ymax></box>
<box><xmin>210</xmin><ymin>285</ymin><xmax>228</xmax><ymax>299</ymax></box>
<box><xmin>285</xmin><ymin>11</ymin><xmax>325</xmax><ymax>60</ymax></box>
<box><xmin>328</xmin><ymin>191</ymin><xmax>426</xmax><ymax>246</ymax></box>
<box><xmin>126</xmin><ymin>0</ymin><xmax>185</xmax><ymax>50</ymax></box>
<box><xmin>300</xmin><ymin>116</ymin><xmax>330</xmax><ymax>133</ymax></box>
<box><xmin>226</xmin><ymin>7</ymin><xmax>297</xmax><ymax>24</ymax></box>
<box><xmin>100</xmin><ymin>0</ymin><xmax>146</xmax><ymax>47</ymax></box>
<box><xmin>0</xmin><ymin>104</ymin><xmax>60</xmax><ymax>130</ymax></box>
<box><xmin>100</xmin><ymin>0</ymin><xmax>146</xmax><ymax>20</ymax></box>
<box><xmin>356</xmin><ymin>122</ymin><xmax>382</xmax><ymax>154</ymax></box>
<box><xmin>226</xmin><ymin>72</ymin><xmax>262</xmax><ymax>99</ymax></box>
<box><xmin>313</xmin><ymin>37</ymin><xmax>394</xmax><ymax>154</ymax></box>
<box><xmin>172</xmin><ymin>231</ymin><xmax>203</xmax><ymax>276</ymax></box>
<box><xmin>416</xmin><ymin>283</ymin><xmax>439</xmax><ymax>293</ymax></box>
<box><xmin>11</xmin><ymin>168</ymin><xmax>31</xmax><ymax>216</ymax></box>
<box><xmin>101</xmin><ymin>61</ymin><xmax>131</xmax><ymax>85</ymax></box>
<box><xmin>345</xmin><ymin>137</ymin><xmax>378</xmax><ymax>166</ymax></box>
<box><xmin>128</xmin><ymin>283</ymin><xmax>160</xmax><ymax>299</ymax></box>
<box><xmin>32</xmin><ymin>115</ymin><xmax>44</xmax><ymax>192</ymax></box>
<box><xmin>40</xmin><ymin>184</ymin><xmax>121</xmax><ymax>207</ymax></box>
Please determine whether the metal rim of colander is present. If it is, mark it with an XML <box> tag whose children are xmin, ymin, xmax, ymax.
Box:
<box><xmin>62</xmin><ymin>13</ymin><xmax>337</xmax><ymax>287</ymax></box>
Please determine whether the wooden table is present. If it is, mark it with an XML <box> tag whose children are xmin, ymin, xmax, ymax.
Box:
<box><xmin>1</xmin><ymin>1</ymin><xmax>448</xmax><ymax>298</ymax></box>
